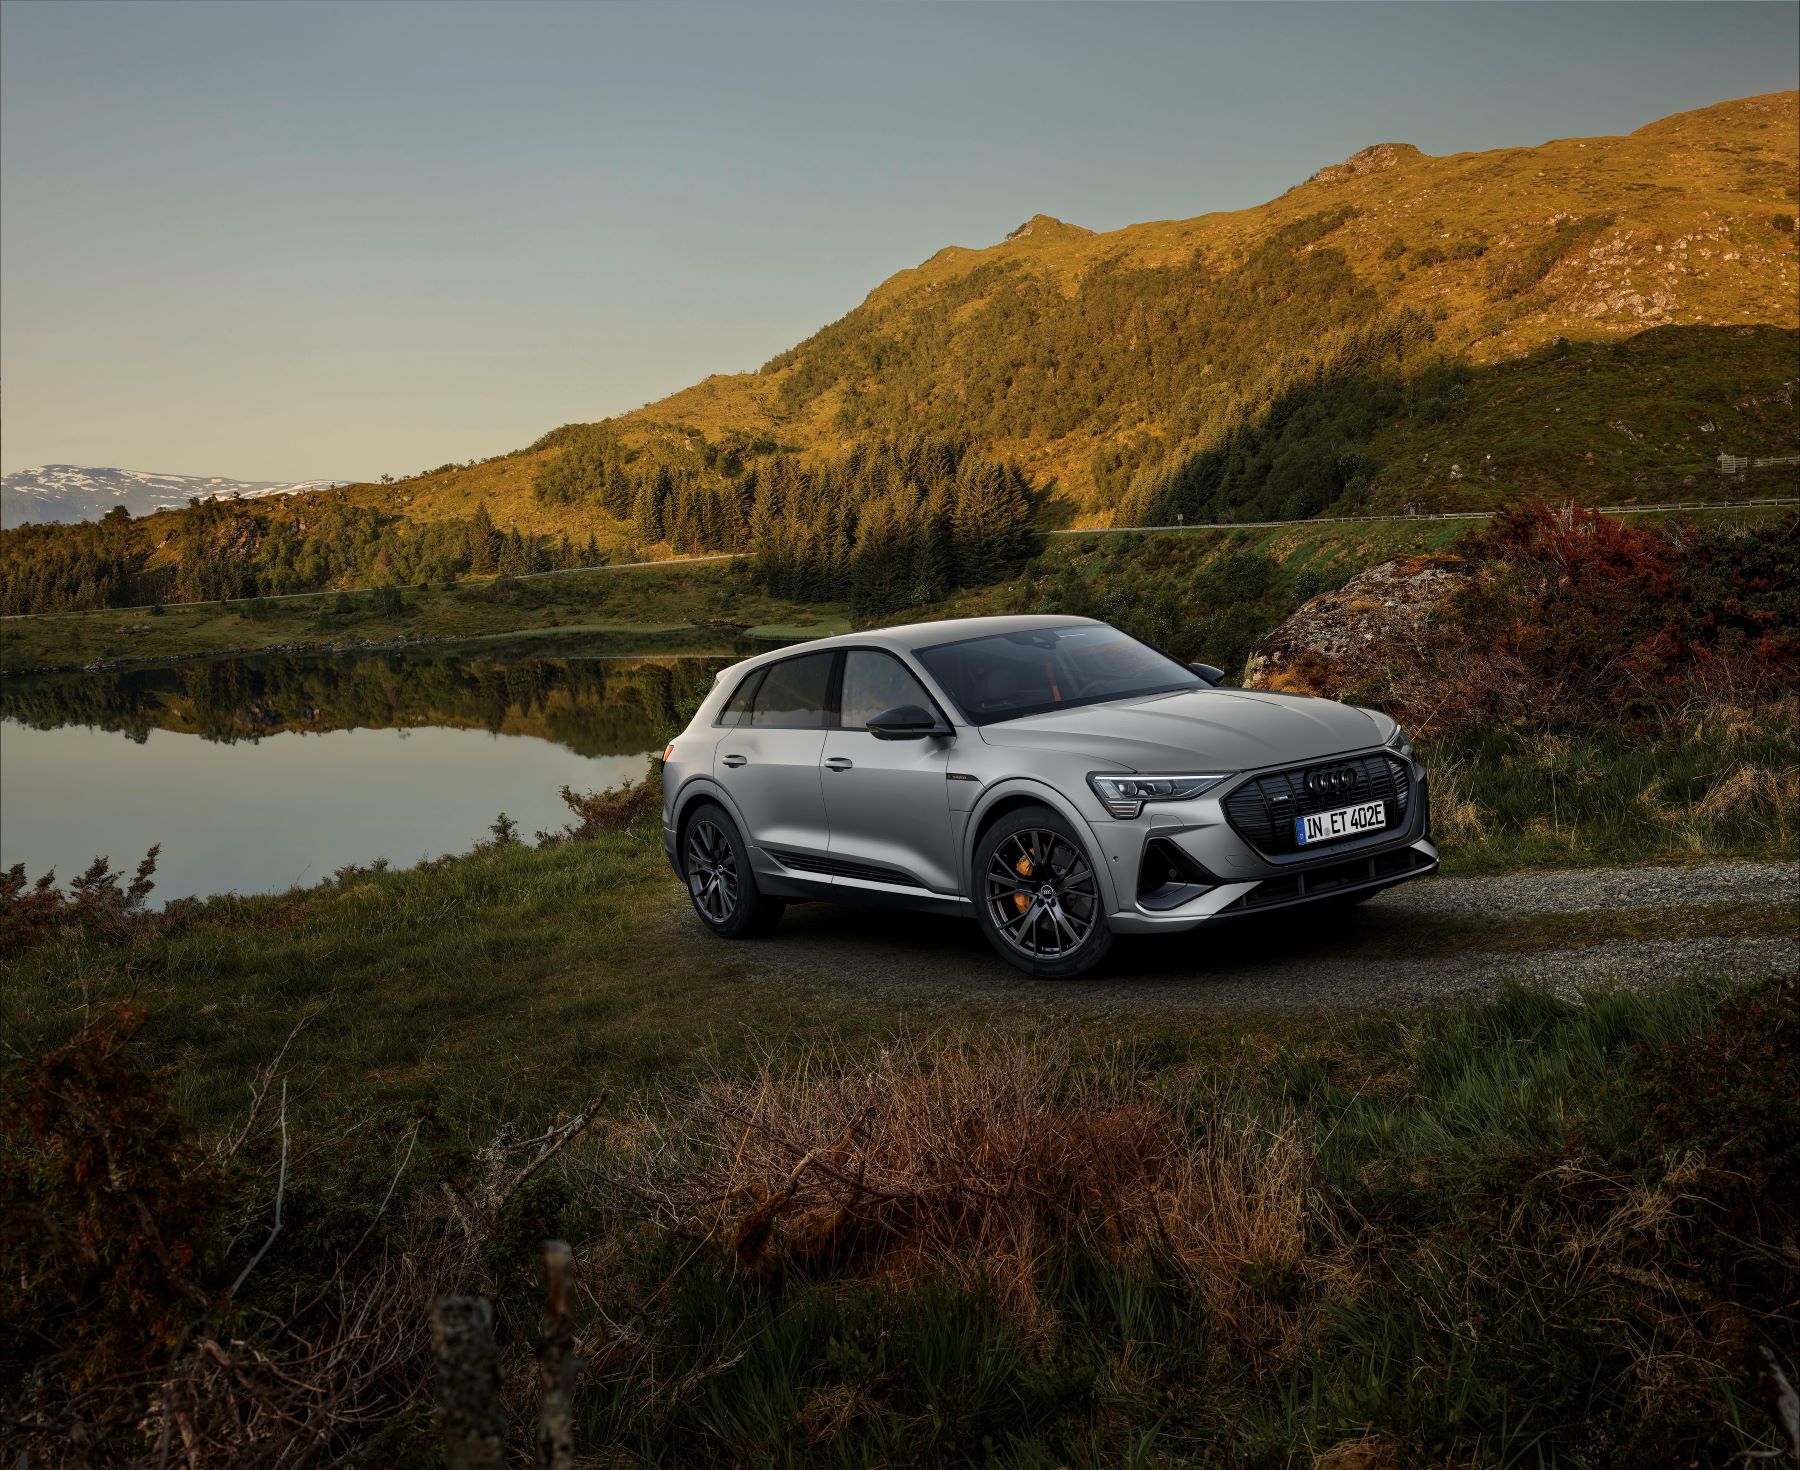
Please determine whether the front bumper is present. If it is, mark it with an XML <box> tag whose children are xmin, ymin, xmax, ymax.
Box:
<box><xmin>1087</xmin><ymin>750</ymin><xmax>1438</xmax><ymax>933</ymax></box>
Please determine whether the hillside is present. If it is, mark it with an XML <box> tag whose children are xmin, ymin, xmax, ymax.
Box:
<box><xmin>313</xmin><ymin>91</ymin><xmax>1800</xmax><ymax>533</ymax></box>
<box><xmin>3</xmin><ymin>94</ymin><xmax>1795</xmax><ymax>616</ymax></box>
<box><xmin>628</xmin><ymin>91</ymin><xmax>1798</xmax><ymax>518</ymax></box>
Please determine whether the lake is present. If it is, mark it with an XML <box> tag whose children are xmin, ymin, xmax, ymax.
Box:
<box><xmin>0</xmin><ymin>646</ymin><xmax>733</xmax><ymax>903</ymax></box>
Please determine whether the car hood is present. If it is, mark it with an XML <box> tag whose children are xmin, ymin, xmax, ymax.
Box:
<box><xmin>974</xmin><ymin>689</ymin><xmax>1388</xmax><ymax>772</ymax></box>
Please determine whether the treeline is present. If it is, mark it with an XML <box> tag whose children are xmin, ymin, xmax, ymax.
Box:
<box><xmin>533</xmin><ymin>429</ymin><xmax>1038</xmax><ymax>616</ymax></box>
<box><xmin>0</xmin><ymin>497</ymin><xmax>608</xmax><ymax>615</ymax></box>
<box><xmin>1115</xmin><ymin>311</ymin><xmax>1448</xmax><ymax>526</ymax></box>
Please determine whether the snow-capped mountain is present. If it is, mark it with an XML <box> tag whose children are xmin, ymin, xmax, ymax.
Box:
<box><xmin>1</xmin><ymin>465</ymin><xmax>351</xmax><ymax>526</ymax></box>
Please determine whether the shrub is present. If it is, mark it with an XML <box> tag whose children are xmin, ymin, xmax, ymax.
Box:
<box><xmin>0</xmin><ymin>847</ymin><xmax>165</xmax><ymax>956</ymax></box>
<box><xmin>553</xmin><ymin>777</ymin><xmax>660</xmax><ymax>839</ymax></box>
<box><xmin>1</xmin><ymin>1007</ymin><xmax>221</xmax><ymax>1399</ymax></box>
<box><xmin>1403</xmin><ymin>505</ymin><xmax>1799</xmax><ymax>733</ymax></box>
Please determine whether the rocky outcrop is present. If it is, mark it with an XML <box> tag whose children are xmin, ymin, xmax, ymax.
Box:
<box><xmin>1241</xmin><ymin>555</ymin><xmax>1472</xmax><ymax>699</ymax></box>
<box><xmin>1309</xmin><ymin>142</ymin><xmax>1424</xmax><ymax>185</ymax></box>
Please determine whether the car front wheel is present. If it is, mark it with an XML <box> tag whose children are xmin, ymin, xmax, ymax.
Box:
<box><xmin>973</xmin><ymin>805</ymin><xmax>1114</xmax><ymax>979</ymax></box>
<box><xmin>681</xmin><ymin>803</ymin><xmax>785</xmax><ymax>938</ymax></box>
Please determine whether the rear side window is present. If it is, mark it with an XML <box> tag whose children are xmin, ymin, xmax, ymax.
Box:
<box><xmin>839</xmin><ymin>649</ymin><xmax>937</xmax><ymax>729</ymax></box>
<box><xmin>717</xmin><ymin>669</ymin><xmax>764</xmax><ymax>726</ymax></box>
<box><xmin>749</xmin><ymin>652</ymin><xmax>835</xmax><ymax>728</ymax></box>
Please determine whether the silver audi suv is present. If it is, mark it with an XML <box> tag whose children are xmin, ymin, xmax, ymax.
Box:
<box><xmin>661</xmin><ymin>616</ymin><xmax>1436</xmax><ymax>979</ymax></box>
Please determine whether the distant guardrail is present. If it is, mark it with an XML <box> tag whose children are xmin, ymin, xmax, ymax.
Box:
<box><xmin>1042</xmin><ymin>497</ymin><xmax>1799</xmax><ymax>537</ymax></box>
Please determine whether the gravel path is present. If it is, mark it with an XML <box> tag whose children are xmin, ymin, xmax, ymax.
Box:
<box><xmin>671</xmin><ymin>861</ymin><xmax>1797</xmax><ymax>1015</ymax></box>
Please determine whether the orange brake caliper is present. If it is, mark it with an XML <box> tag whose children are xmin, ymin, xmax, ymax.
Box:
<box><xmin>1012</xmin><ymin>851</ymin><xmax>1033</xmax><ymax>914</ymax></box>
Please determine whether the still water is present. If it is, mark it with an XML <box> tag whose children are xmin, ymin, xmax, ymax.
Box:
<box><xmin>0</xmin><ymin>647</ymin><xmax>729</xmax><ymax>903</ymax></box>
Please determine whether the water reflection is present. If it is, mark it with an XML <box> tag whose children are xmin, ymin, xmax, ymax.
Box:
<box><xmin>0</xmin><ymin>648</ymin><xmax>731</xmax><ymax>903</ymax></box>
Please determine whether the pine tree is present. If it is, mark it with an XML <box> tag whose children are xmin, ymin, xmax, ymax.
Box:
<box><xmin>469</xmin><ymin>502</ymin><xmax>501</xmax><ymax>574</ymax></box>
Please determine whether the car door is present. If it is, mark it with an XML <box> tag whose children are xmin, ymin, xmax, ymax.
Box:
<box><xmin>713</xmin><ymin>651</ymin><xmax>835</xmax><ymax>866</ymax></box>
<box><xmin>821</xmin><ymin>648</ymin><xmax>958</xmax><ymax>893</ymax></box>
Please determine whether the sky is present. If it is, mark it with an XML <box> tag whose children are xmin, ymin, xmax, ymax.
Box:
<box><xmin>2</xmin><ymin>1</ymin><xmax>1796</xmax><ymax>482</ymax></box>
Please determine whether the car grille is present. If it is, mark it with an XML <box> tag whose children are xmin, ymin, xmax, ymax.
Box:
<box><xmin>1223</xmin><ymin>751</ymin><xmax>1410</xmax><ymax>857</ymax></box>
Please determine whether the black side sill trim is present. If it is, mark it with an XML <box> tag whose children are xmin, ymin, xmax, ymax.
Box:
<box><xmin>765</xmin><ymin>848</ymin><xmax>926</xmax><ymax>888</ymax></box>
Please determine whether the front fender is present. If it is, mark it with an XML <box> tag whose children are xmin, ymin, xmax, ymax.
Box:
<box><xmin>962</xmin><ymin>777</ymin><xmax>1127</xmax><ymax>915</ymax></box>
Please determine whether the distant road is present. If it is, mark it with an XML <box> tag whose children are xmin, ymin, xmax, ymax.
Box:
<box><xmin>2</xmin><ymin>498</ymin><xmax>1793</xmax><ymax>622</ymax></box>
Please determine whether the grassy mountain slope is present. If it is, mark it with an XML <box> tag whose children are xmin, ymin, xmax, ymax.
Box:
<box><xmin>629</xmin><ymin>91</ymin><xmax>1798</xmax><ymax>516</ymax></box>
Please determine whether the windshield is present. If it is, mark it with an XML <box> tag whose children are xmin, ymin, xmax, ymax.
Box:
<box><xmin>915</xmin><ymin>624</ymin><xmax>1204</xmax><ymax>726</ymax></box>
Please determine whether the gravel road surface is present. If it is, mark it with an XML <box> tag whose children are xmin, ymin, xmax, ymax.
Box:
<box><xmin>676</xmin><ymin>861</ymin><xmax>1797</xmax><ymax>1014</ymax></box>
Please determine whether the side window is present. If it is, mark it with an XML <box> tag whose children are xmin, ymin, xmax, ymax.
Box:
<box><xmin>840</xmin><ymin>650</ymin><xmax>936</xmax><ymax>729</ymax></box>
<box><xmin>749</xmin><ymin>652</ymin><xmax>834</xmax><ymax>729</ymax></box>
<box><xmin>717</xmin><ymin>669</ymin><xmax>763</xmax><ymax>726</ymax></box>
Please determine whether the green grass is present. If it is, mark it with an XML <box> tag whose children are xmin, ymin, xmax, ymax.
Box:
<box><xmin>1426</xmin><ymin>709</ymin><xmax>1800</xmax><ymax>872</ymax></box>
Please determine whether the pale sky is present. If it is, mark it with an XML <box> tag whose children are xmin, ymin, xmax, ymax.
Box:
<box><xmin>2</xmin><ymin>1</ymin><xmax>1796</xmax><ymax>481</ymax></box>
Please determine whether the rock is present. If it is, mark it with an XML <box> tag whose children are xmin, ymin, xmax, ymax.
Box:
<box><xmin>1241</xmin><ymin>555</ymin><xmax>1473</xmax><ymax>699</ymax></box>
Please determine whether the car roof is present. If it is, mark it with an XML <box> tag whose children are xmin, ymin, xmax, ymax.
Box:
<box><xmin>714</xmin><ymin>614</ymin><xmax>1104</xmax><ymax>681</ymax></box>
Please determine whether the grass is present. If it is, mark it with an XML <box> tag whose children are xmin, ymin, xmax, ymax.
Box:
<box><xmin>6</xmin><ymin>873</ymin><xmax>1794</xmax><ymax>1464</ymax></box>
<box><xmin>1425</xmin><ymin>703</ymin><xmax>1800</xmax><ymax>872</ymax></box>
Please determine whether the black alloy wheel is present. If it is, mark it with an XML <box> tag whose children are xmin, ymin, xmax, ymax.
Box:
<box><xmin>974</xmin><ymin>806</ymin><xmax>1113</xmax><ymax>979</ymax></box>
<box><xmin>685</xmin><ymin>818</ymin><xmax>739</xmax><ymax>923</ymax></box>
<box><xmin>680</xmin><ymin>803</ymin><xmax>785</xmax><ymax>939</ymax></box>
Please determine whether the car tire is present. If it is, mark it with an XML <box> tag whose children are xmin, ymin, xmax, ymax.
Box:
<box><xmin>972</xmin><ymin>804</ymin><xmax>1114</xmax><ymax>980</ymax></box>
<box><xmin>679</xmin><ymin>803</ymin><xmax>785</xmax><ymax>939</ymax></box>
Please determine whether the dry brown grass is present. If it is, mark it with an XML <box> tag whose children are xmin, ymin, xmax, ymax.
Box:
<box><xmin>612</xmin><ymin>1037</ymin><xmax>1349</xmax><ymax>1357</ymax></box>
<box><xmin>1418</xmin><ymin>754</ymin><xmax>1490</xmax><ymax>846</ymax></box>
<box><xmin>1693</xmin><ymin>761</ymin><xmax>1800</xmax><ymax>829</ymax></box>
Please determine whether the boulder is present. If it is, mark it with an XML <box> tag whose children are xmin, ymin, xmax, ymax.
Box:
<box><xmin>1241</xmin><ymin>555</ymin><xmax>1472</xmax><ymax>700</ymax></box>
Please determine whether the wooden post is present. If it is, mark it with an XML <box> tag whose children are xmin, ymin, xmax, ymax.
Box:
<box><xmin>432</xmin><ymin>1296</ymin><xmax>506</xmax><ymax>1470</ymax></box>
<box><xmin>537</xmin><ymin>1240</ymin><xmax>580</xmax><ymax>1470</ymax></box>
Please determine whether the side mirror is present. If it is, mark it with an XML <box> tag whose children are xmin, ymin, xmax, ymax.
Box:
<box><xmin>866</xmin><ymin>704</ymin><xmax>952</xmax><ymax>741</ymax></box>
<box><xmin>1189</xmin><ymin>662</ymin><xmax>1226</xmax><ymax>687</ymax></box>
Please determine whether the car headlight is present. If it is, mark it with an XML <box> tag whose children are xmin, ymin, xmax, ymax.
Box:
<box><xmin>1385</xmin><ymin>724</ymin><xmax>1415</xmax><ymax>758</ymax></box>
<box><xmin>1087</xmin><ymin>772</ymin><xmax>1230</xmax><ymax>819</ymax></box>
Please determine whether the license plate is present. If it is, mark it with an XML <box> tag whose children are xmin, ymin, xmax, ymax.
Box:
<box><xmin>1296</xmin><ymin>799</ymin><xmax>1386</xmax><ymax>846</ymax></box>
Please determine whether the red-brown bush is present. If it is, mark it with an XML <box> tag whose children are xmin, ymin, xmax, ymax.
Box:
<box><xmin>1412</xmin><ymin>505</ymin><xmax>1798</xmax><ymax>732</ymax></box>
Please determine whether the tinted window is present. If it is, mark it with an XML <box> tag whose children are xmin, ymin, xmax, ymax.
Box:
<box><xmin>749</xmin><ymin>652</ymin><xmax>834</xmax><ymax>728</ymax></box>
<box><xmin>915</xmin><ymin>625</ymin><xmax>1202</xmax><ymax>726</ymax></box>
<box><xmin>840</xmin><ymin>650</ymin><xmax>936</xmax><ymax>729</ymax></box>
<box><xmin>717</xmin><ymin>669</ymin><xmax>764</xmax><ymax>726</ymax></box>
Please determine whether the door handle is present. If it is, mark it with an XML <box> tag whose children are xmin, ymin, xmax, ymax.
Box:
<box><xmin>721</xmin><ymin>753</ymin><xmax>748</xmax><ymax>768</ymax></box>
<box><xmin>824</xmin><ymin>756</ymin><xmax>854</xmax><ymax>771</ymax></box>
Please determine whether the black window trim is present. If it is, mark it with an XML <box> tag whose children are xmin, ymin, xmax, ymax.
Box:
<box><xmin>714</xmin><ymin>665</ymin><xmax>766</xmax><ymax>727</ymax></box>
<box><xmin>714</xmin><ymin>649</ymin><xmax>841</xmax><ymax>731</ymax></box>
<box><xmin>831</xmin><ymin>645</ymin><xmax>955</xmax><ymax>734</ymax></box>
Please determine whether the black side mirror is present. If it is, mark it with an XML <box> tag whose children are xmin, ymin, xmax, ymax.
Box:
<box><xmin>1189</xmin><ymin>662</ymin><xmax>1226</xmax><ymax>687</ymax></box>
<box><xmin>866</xmin><ymin>704</ymin><xmax>952</xmax><ymax>740</ymax></box>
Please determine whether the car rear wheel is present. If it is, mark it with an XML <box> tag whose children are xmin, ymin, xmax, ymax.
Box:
<box><xmin>973</xmin><ymin>805</ymin><xmax>1113</xmax><ymax>979</ymax></box>
<box><xmin>681</xmin><ymin>804</ymin><xmax>784</xmax><ymax>938</ymax></box>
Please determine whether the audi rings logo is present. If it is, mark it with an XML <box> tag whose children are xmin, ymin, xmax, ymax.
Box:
<box><xmin>1305</xmin><ymin>765</ymin><xmax>1359</xmax><ymax>798</ymax></box>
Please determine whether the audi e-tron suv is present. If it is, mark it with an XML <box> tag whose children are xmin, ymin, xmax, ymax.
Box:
<box><xmin>661</xmin><ymin>616</ymin><xmax>1436</xmax><ymax>979</ymax></box>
